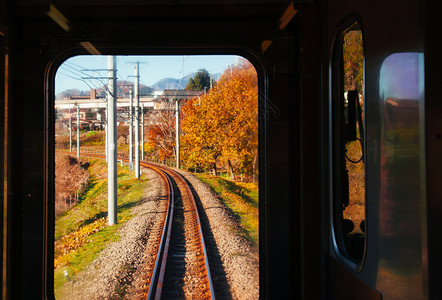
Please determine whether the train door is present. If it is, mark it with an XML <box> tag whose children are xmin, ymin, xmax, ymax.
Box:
<box><xmin>325</xmin><ymin>0</ymin><xmax>427</xmax><ymax>299</ymax></box>
<box><xmin>328</xmin><ymin>17</ymin><xmax>378</xmax><ymax>299</ymax></box>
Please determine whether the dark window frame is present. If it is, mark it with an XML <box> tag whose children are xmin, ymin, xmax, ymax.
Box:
<box><xmin>330</xmin><ymin>18</ymin><xmax>367</xmax><ymax>271</ymax></box>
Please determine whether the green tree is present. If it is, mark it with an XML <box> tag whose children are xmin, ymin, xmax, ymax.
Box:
<box><xmin>185</xmin><ymin>68</ymin><xmax>213</xmax><ymax>91</ymax></box>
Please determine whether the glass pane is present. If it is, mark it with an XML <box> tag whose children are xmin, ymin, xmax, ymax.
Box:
<box><xmin>343</xmin><ymin>29</ymin><xmax>365</xmax><ymax>235</ymax></box>
<box><xmin>333</xmin><ymin>25</ymin><xmax>366</xmax><ymax>263</ymax></box>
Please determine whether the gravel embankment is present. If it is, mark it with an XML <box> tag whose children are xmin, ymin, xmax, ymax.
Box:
<box><xmin>61</xmin><ymin>167</ymin><xmax>166</xmax><ymax>299</ymax></box>
<box><xmin>176</xmin><ymin>169</ymin><xmax>259</xmax><ymax>300</ymax></box>
<box><xmin>61</xmin><ymin>167</ymin><xmax>259</xmax><ymax>299</ymax></box>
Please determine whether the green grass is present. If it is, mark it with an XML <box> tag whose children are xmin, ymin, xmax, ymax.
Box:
<box><xmin>85</xmin><ymin>131</ymin><xmax>98</xmax><ymax>138</ymax></box>
<box><xmin>54</xmin><ymin>158</ymin><xmax>149</xmax><ymax>298</ymax></box>
<box><xmin>195</xmin><ymin>174</ymin><xmax>259</xmax><ymax>247</ymax></box>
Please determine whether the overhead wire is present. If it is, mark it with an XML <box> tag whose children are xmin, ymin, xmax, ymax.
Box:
<box><xmin>62</xmin><ymin>63</ymin><xmax>104</xmax><ymax>92</ymax></box>
<box><xmin>61</xmin><ymin>62</ymin><xmax>109</xmax><ymax>102</ymax></box>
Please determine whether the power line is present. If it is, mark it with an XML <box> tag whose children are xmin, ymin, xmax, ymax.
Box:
<box><xmin>62</xmin><ymin>64</ymin><xmax>104</xmax><ymax>91</ymax></box>
<box><xmin>58</xmin><ymin>71</ymin><xmax>95</xmax><ymax>90</ymax></box>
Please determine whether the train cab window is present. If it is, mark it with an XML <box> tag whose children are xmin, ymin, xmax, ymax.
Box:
<box><xmin>331</xmin><ymin>23</ymin><xmax>365</xmax><ymax>264</ymax></box>
<box><xmin>53</xmin><ymin>55</ymin><xmax>259</xmax><ymax>298</ymax></box>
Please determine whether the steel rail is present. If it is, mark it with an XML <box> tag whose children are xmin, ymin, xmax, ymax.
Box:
<box><xmin>144</xmin><ymin>165</ymin><xmax>174</xmax><ymax>300</ymax></box>
<box><xmin>143</xmin><ymin>162</ymin><xmax>215</xmax><ymax>300</ymax></box>
<box><xmin>165</xmin><ymin>166</ymin><xmax>216</xmax><ymax>300</ymax></box>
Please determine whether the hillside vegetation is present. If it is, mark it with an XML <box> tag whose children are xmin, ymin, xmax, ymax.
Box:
<box><xmin>54</xmin><ymin>158</ymin><xmax>149</xmax><ymax>298</ymax></box>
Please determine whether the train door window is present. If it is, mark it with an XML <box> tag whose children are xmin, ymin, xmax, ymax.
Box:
<box><xmin>53</xmin><ymin>55</ymin><xmax>259</xmax><ymax>299</ymax></box>
<box><xmin>331</xmin><ymin>23</ymin><xmax>365</xmax><ymax>264</ymax></box>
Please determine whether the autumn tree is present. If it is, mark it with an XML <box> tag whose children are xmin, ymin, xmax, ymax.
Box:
<box><xmin>146</xmin><ymin>108</ymin><xmax>177</xmax><ymax>163</ymax></box>
<box><xmin>181</xmin><ymin>60</ymin><xmax>258</xmax><ymax>181</ymax></box>
<box><xmin>185</xmin><ymin>68</ymin><xmax>214</xmax><ymax>91</ymax></box>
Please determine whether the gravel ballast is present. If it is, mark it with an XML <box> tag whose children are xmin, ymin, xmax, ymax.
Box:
<box><xmin>176</xmin><ymin>169</ymin><xmax>259</xmax><ymax>300</ymax></box>
<box><xmin>59</xmin><ymin>166</ymin><xmax>259</xmax><ymax>299</ymax></box>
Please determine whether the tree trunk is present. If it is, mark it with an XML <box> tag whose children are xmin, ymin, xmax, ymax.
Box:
<box><xmin>228</xmin><ymin>159</ymin><xmax>235</xmax><ymax>181</ymax></box>
<box><xmin>252</xmin><ymin>150</ymin><xmax>258</xmax><ymax>183</ymax></box>
<box><xmin>212</xmin><ymin>162</ymin><xmax>217</xmax><ymax>176</ymax></box>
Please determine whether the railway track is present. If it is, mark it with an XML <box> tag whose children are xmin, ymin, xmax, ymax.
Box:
<box><xmin>144</xmin><ymin>162</ymin><xmax>215</xmax><ymax>300</ymax></box>
<box><xmin>67</xmin><ymin>153</ymin><xmax>215</xmax><ymax>299</ymax></box>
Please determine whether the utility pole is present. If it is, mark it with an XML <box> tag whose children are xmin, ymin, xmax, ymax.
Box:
<box><xmin>176</xmin><ymin>99</ymin><xmax>180</xmax><ymax>169</ymax></box>
<box><xmin>129</xmin><ymin>87</ymin><xmax>133</xmax><ymax>165</ymax></box>
<box><xmin>134</xmin><ymin>62</ymin><xmax>140</xmax><ymax>179</ymax></box>
<box><xmin>107</xmin><ymin>55</ymin><xmax>117</xmax><ymax>225</ymax></box>
<box><xmin>69</xmin><ymin>100</ymin><xmax>72</xmax><ymax>152</ymax></box>
<box><xmin>76</xmin><ymin>103</ymin><xmax>80</xmax><ymax>158</ymax></box>
<box><xmin>105</xmin><ymin>101</ymin><xmax>108</xmax><ymax>162</ymax></box>
<box><xmin>141</xmin><ymin>103</ymin><xmax>144</xmax><ymax>161</ymax></box>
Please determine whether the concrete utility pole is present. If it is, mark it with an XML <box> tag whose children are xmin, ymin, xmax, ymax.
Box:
<box><xmin>129</xmin><ymin>87</ymin><xmax>133</xmax><ymax>164</ymax></box>
<box><xmin>69</xmin><ymin>102</ymin><xmax>72</xmax><ymax>152</ymax></box>
<box><xmin>176</xmin><ymin>99</ymin><xmax>180</xmax><ymax>169</ymax></box>
<box><xmin>105</xmin><ymin>101</ymin><xmax>108</xmax><ymax>162</ymax></box>
<box><xmin>141</xmin><ymin>103</ymin><xmax>144</xmax><ymax>161</ymax></box>
<box><xmin>134</xmin><ymin>61</ymin><xmax>140</xmax><ymax>179</ymax></box>
<box><xmin>107</xmin><ymin>55</ymin><xmax>117</xmax><ymax>225</ymax></box>
<box><xmin>76</xmin><ymin>103</ymin><xmax>80</xmax><ymax>158</ymax></box>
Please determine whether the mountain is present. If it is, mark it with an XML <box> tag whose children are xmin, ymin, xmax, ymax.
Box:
<box><xmin>56</xmin><ymin>81</ymin><xmax>154</xmax><ymax>100</ymax></box>
<box><xmin>117</xmin><ymin>81</ymin><xmax>154</xmax><ymax>96</ymax></box>
<box><xmin>56</xmin><ymin>88</ymin><xmax>89</xmax><ymax>100</ymax></box>
<box><xmin>56</xmin><ymin>72</ymin><xmax>222</xmax><ymax>99</ymax></box>
<box><xmin>149</xmin><ymin>72</ymin><xmax>222</xmax><ymax>91</ymax></box>
<box><xmin>150</xmin><ymin>77</ymin><xmax>190</xmax><ymax>91</ymax></box>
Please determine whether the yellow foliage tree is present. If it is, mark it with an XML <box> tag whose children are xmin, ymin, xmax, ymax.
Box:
<box><xmin>181</xmin><ymin>60</ymin><xmax>258</xmax><ymax>181</ymax></box>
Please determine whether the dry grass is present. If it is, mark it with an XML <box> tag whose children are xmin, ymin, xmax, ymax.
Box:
<box><xmin>55</xmin><ymin>153</ymin><xmax>90</xmax><ymax>216</ymax></box>
<box><xmin>196</xmin><ymin>174</ymin><xmax>259</xmax><ymax>246</ymax></box>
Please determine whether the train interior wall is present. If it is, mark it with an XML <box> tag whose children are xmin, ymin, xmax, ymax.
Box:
<box><xmin>425</xmin><ymin>0</ymin><xmax>442</xmax><ymax>298</ymax></box>
<box><xmin>0</xmin><ymin>1</ymin><xmax>307</xmax><ymax>298</ymax></box>
<box><xmin>1</xmin><ymin>0</ymin><xmax>440</xmax><ymax>299</ymax></box>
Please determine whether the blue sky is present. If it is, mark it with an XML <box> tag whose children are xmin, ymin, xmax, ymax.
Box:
<box><xmin>55</xmin><ymin>55</ymin><xmax>239</xmax><ymax>93</ymax></box>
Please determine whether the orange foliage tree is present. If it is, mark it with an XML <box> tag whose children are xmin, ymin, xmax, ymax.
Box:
<box><xmin>181</xmin><ymin>60</ymin><xmax>258</xmax><ymax>181</ymax></box>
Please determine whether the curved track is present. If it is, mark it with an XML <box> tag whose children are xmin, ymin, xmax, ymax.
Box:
<box><xmin>67</xmin><ymin>152</ymin><xmax>215</xmax><ymax>299</ymax></box>
<box><xmin>144</xmin><ymin>162</ymin><xmax>215</xmax><ymax>300</ymax></box>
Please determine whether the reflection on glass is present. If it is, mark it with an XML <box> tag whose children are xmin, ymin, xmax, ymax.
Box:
<box><xmin>343</xmin><ymin>30</ymin><xmax>365</xmax><ymax>238</ymax></box>
<box><xmin>332</xmin><ymin>25</ymin><xmax>365</xmax><ymax>263</ymax></box>
<box><xmin>377</xmin><ymin>52</ymin><xmax>425</xmax><ymax>298</ymax></box>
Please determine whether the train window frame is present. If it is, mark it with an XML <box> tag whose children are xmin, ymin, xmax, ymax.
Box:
<box><xmin>0</xmin><ymin>31</ymin><xmax>5</xmax><ymax>296</ymax></box>
<box><xmin>330</xmin><ymin>19</ymin><xmax>367</xmax><ymax>270</ymax></box>
<box><xmin>47</xmin><ymin>51</ymin><xmax>265</xmax><ymax>299</ymax></box>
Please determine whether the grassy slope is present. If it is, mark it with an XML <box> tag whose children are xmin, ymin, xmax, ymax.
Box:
<box><xmin>195</xmin><ymin>174</ymin><xmax>259</xmax><ymax>247</ymax></box>
<box><xmin>54</xmin><ymin>158</ymin><xmax>149</xmax><ymax>298</ymax></box>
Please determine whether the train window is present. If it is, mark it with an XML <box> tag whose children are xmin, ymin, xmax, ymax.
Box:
<box><xmin>331</xmin><ymin>23</ymin><xmax>365</xmax><ymax>264</ymax></box>
<box><xmin>53</xmin><ymin>55</ymin><xmax>259</xmax><ymax>298</ymax></box>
